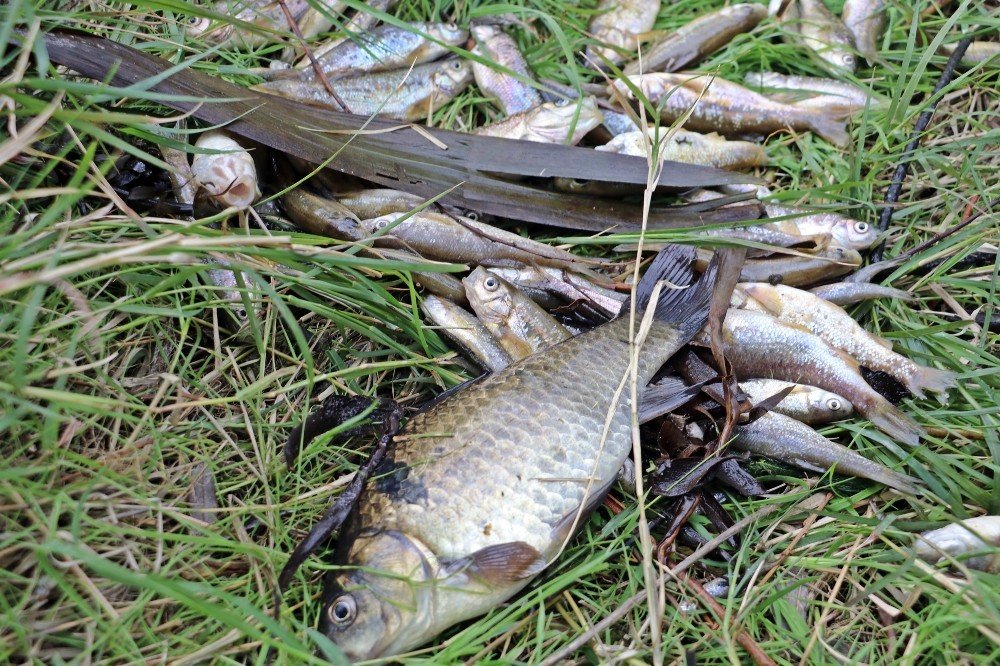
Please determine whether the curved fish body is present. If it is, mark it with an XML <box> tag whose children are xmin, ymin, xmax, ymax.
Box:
<box><xmin>611</xmin><ymin>72</ymin><xmax>850</xmax><ymax>146</ymax></box>
<box><xmin>842</xmin><ymin>0</ymin><xmax>886</xmax><ymax>64</ymax></box>
<box><xmin>732</xmin><ymin>411</ymin><xmax>918</xmax><ymax>493</ymax></box>
<box><xmin>186</xmin><ymin>0</ymin><xmax>344</xmax><ymax>47</ymax></box>
<box><xmin>701</xmin><ymin>308</ymin><xmax>924</xmax><ymax>444</ymax></box>
<box><xmin>333</xmin><ymin>188</ymin><xmax>468</xmax><ymax>220</ymax></box>
<box><xmin>253</xmin><ymin>59</ymin><xmax>473</xmax><ymax>120</ymax></box>
<box><xmin>474</xmin><ymin>97</ymin><xmax>603</xmax><ymax>144</ymax></box>
<box><xmin>739</xmin><ymin>378</ymin><xmax>853</xmax><ymax>424</ymax></box>
<box><xmin>464</xmin><ymin>267</ymin><xmax>571</xmax><ymax>358</ymax></box>
<box><xmin>421</xmin><ymin>295</ymin><xmax>513</xmax><ymax>372</ymax></box>
<box><xmin>697</xmin><ymin>245</ymin><xmax>862</xmax><ymax>287</ymax></box>
<box><xmin>359</xmin><ymin>211</ymin><xmax>595</xmax><ymax>269</ymax></box>
<box><xmin>783</xmin><ymin>0</ymin><xmax>858</xmax><ymax>73</ymax></box>
<box><xmin>940</xmin><ymin>41</ymin><xmax>1000</xmax><ymax>67</ymax></box>
<box><xmin>762</xmin><ymin>204</ymin><xmax>877</xmax><ymax>250</ymax></box>
<box><xmin>471</xmin><ymin>25</ymin><xmax>543</xmax><ymax>115</ymax></box>
<box><xmin>808</xmin><ymin>282</ymin><xmax>915</xmax><ymax>306</ymax></box>
<box><xmin>915</xmin><ymin>516</ymin><xmax>1000</xmax><ymax>572</ymax></box>
<box><xmin>282</xmin><ymin>189</ymin><xmax>364</xmax><ymax>241</ymax></box>
<box><xmin>596</xmin><ymin>128</ymin><xmax>767</xmax><ymax>170</ymax></box>
<box><xmin>320</xmin><ymin>247</ymin><xmax>717</xmax><ymax>660</ymax></box>
<box><xmin>488</xmin><ymin>265</ymin><xmax>626</xmax><ymax>318</ymax></box>
<box><xmin>739</xmin><ymin>283</ymin><xmax>958</xmax><ymax>399</ymax></box>
<box><xmin>743</xmin><ymin>71</ymin><xmax>885</xmax><ymax>111</ymax></box>
<box><xmin>586</xmin><ymin>0</ymin><xmax>662</xmax><ymax>66</ymax></box>
<box><xmin>294</xmin><ymin>22</ymin><xmax>468</xmax><ymax>80</ymax></box>
<box><xmin>624</xmin><ymin>3</ymin><xmax>768</xmax><ymax>75</ymax></box>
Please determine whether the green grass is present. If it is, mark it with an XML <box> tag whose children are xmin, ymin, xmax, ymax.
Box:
<box><xmin>1</xmin><ymin>0</ymin><xmax>998</xmax><ymax>663</ymax></box>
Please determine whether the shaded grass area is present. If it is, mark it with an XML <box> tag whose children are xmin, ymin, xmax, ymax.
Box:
<box><xmin>1</xmin><ymin>0</ymin><xmax>998</xmax><ymax>663</ymax></box>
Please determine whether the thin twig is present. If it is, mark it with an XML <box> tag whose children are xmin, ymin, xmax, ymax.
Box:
<box><xmin>870</xmin><ymin>35</ymin><xmax>974</xmax><ymax>262</ymax></box>
<box><xmin>275</xmin><ymin>0</ymin><xmax>351</xmax><ymax>112</ymax></box>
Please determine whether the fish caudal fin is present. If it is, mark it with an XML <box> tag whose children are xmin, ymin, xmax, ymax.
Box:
<box><xmin>904</xmin><ymin>365</ymin><xmax>959</xmax><ymax>403</ymax></box>
<box><xmin>808</xmin><ymin>114</ymin><xmax>850</xmax><ymax>147</ymax></box>
<box><xmin>874</xmin><ymin>468</ymin><xmax>922</xmax><ymax>496</ymax></box>
<box><xmin>631</xmin><ymin>244</ymin><xmax>719</xmax><ymax>336</ymax></box>
<box><xmin>865</xmin><ymin>395</ymin><xmax>925</xmax><ymax>446</ymax></box>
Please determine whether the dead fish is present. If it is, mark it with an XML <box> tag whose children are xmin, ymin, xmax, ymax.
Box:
<box><xmin>842</xmin><ymin>0</ymin><xmax>886</xmax><ymax>64</ymax></box>
<box><xmin>471</xmin><ymin>24</ymin><xmax>543</xmax><ymax>115</ymax></box>
<box><xmin>586</xmin><ymin>0</ymin><xmax>662</xmax><ymax>66</ymax></box>
<box><xmin>596</xmin><ymin>128</ymin><xmax>767</xmax><ymax>170</ymax></box>
<box><xmin>359</xmin><ymin>211</ymin><xmax>597</xmax><ymax>269</ymax></box>
<box><xmin>611</xmin><ymin>72</ymin><xmax>850</xmax><ymax>146</ymax></box>
<box><xmin>697</xmin><ymin>245</ymin><xmax>862</xmax><ymax>287</ymax></box>
<box><xmin>203</xmin><ymin>259</ymin><xmax>259</xmax><ymax>330</ymax></box>
<box><xmin>698</xmin><ymin>308</ymin><xmax>925</xmax><ymax>444</ymax></box>
<box><xmin>732</xmin><ymin>411</ymin><xmax>919</xmax><ymax>493</ymax></box>
<box><xmin>319</xmin><ymin>246</ymin><xmax>717</xmax><ymax>660</ymax></box>
<box><xmin>914</xmin><ymin>516</ymin><xmax>1000</xmax><ymax>572</ymax></box>
<box><xmin>783</xmin><ymin>0</ymin><xmax>858</xmax><ymax>73</ymax></box>
<box><xmin>739</xmin><ymin>378</ymin><xmax>853</xmax><ymax>424</ymax></box>
<box><xmin>282</xmin><ymin>188</ymin><xmax>364</xmax><ymax>241</ymax></box>
<box><xmin>603</xmin><ymin>108</ymin><xmax>641</xmax><ymax>136</ymax></box>
<box><xmin>295</xmin><ymin>0</ymin><xmax>399</xmax><ymax>65</ymax></box>
<box><xmin>190</xmin><ymin>130</ymin><xmax>260</xmax><ymax>209</ymax></box>
<box><xmin>762</xmin><ymin>203</ymin><xmax>878</xmax><ymax>250</ymax></box>
<box><xmin>186</xmin><ymin>0</ymin><xmax>344</xmax><ymax>48</ymax></box>
<box><xmin>487</xmin><ymin>265</ymin><xmax>626</xmax><ymax>318</ymax></box>
<box><xmin>421</xmin><ymin>295</ymin><xmax>513</xmax><ymax>372</ymax></box>
<box><xmin>290</xmin><ymin>22</ymin><xmax>469</xmax><ymax>80</ymax></box>
<box><xmin>333</xmin><ymin>188</ymin><xmax>469</xmax><ymax>220</ymax></box>
<box><xmin>253</xmin><ymin>59</ymin><xmax>473</xmax><ymax>120</ymax></box>
<box><xmin>474</xmin><ymin>97</ymin><xmax>603</xmax><ymax>144</ymax></box>
<box><xmin>463</xmin><ymin>267</ymin><xmax>571</xmax><ymax>358</ymax></box>
<box><xmin>940</xmin><ymin>41</ymin><xmax>1000</xmax><ymax>67</ymax></box>
<box><xmin>624</xmin><ymin>3</ymin><xmax>768</xmax><ymax>75</ymax></box>
<box><xmin>739</xmin><ymin>283</ymin><xmax>958</xmax><ymax>399</ymax></box>
<box><xmin>743</xmin><ymin>71</ymin><xmax>886</xmax><ymax>111</ymax></box>
<box><xmin>808</xmin><ymin>282</ymin><xmax>915</xmax><ymax>306</ymax></box>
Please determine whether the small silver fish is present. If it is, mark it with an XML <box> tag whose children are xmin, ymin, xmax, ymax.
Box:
<box><xmin>940</xmin><ymin>41</ymin><xmax>1000</xmax><ymax>67</ymax></box>
<box><xmin>914</xmin><ymin>516</ymin><xmax>1000</xmax><ymax>572</ymax></box>
<box><xmin>808</xmin><ymin>282</ymin><xmax>915</xmax><ymax>306</ymax></box>
<box><xmin>186</xmin><ymin>0</ymin><xmax>344</xmax><ymax>48</ymax></box>
<box><xmin>596</xmin><ymin>128</ymin><xmax>767</xmax><ymax>170</ymax></box>
<box><xmin>471</xmin><ymin>24</ymin><xmax>543</xmax><ymax>115</ymax></box>
<box><xmin>842</xmin><ymin>0</ymin><xmax>886</xmax><ymax>64</ymax></box>
<box><xmin>743</xmin><ymin>71</ymin><xmax>886</xmax><ymax>111</ymax></box>
<box><xmin>487</xmin><ymin>265</ymin><xmax>626</xmax><ymax>318</ymax></box>
<box><xmin>586</xmin><ymin>0</ymin><xmax>662</xmax><ymax>66</ymax></box>
<box><xmin>474</xmin><ymin>97</ymin><xmax>603</xmax><ymax>144</ymax></box>
<box><xmin>733</xmin><ymin>411</ymin><xmax>919</xmax><ymax>493</ymax></box>
<box><xmin>421</xmin><ymin>295</ymin><xmax>513</xmax><ymax>372</ymax></box>
<box><xmin>697</xmin><ymin>245</ymin><xmax>863</xmax><ymax>287</ymax></box>
<box><xmin>739</xmin><ymin>378</ymin><xmax>853</xmax><ymax>424</ymax></box>
<box><xmin>783</xmin><ymin>0</ymin><xmax>858</xmax><ymax>73</ymax></box>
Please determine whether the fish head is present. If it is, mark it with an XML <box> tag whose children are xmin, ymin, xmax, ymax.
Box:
<box><xmin>806</xmin><ymin>389</ymin><xmax>854</xmax><ymax>421</ymax></box>
<box><xmin>471</xmin><ymin>24</ymin><xmax>501</xmax><ymax>45</ymax></box>
<box><xmin>831</xmin><ymin>218</ymin><xmax>877</xmax><ymax>249</ymax></box>
<box><xmin>184</xmin><ymin>15</ymin><xmax>233</xmax><ymax>44</ymax></box>
<box><xmin>360</xmin><ymin>213</ymin><xmax>406</xmax><ymax>237</ymax></box>
<box><xmin>322</xmin><ymin>530</ymin><xmax>437</xmax><ymax>661</ymax></box>
<box><xmin>828</xmin><ymin>51</ymin><xmax>858</xmax><ymax>73</ymax></box>
<box><xmin>524</xmin><ymin>97</ymin><xmax>604</xmax><ymax>144</ymax></box>
<box><xmin>463</xmin><ymin>267</ymin><xmax>514</xmax><ymax>325</ymax></box>
<box><xmin>433</xmin><ymin>59</ymin><xmax>475</xmax><ymax>96</ymax></box>
<box><xmin>430</xmin><ymin>21</ymin><xmax>470</xmax><ymax>46</ymax></box>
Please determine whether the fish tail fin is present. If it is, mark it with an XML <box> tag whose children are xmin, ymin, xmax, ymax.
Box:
<box><xmin>631</xmin><ymin>244</ymin><xmax>718</xmax><ymax>336</ymax></box>
<box><xmin>809</xmin><ymin>114</ymin><xmax>850</xmax><ymax>147</ymax></box>
<box><xmin>904</xmin><ymin>366</ymin><xmax>958</xmax><ymax>403</ymax></box>
<box><xmin>875</xmin><ymin>468</ymin><xmax>922</xmax><ymax>495</ymax></box>
<box><xmin>865</xmin><ymin>396</ymin><xmax>925</xmax><ymax>446</ymax></box>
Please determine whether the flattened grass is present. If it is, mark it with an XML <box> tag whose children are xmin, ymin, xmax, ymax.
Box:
<box><xmin>1</xmin><ymin>0</ymin><xmax>998</xmax><ymax>663</ymax></box>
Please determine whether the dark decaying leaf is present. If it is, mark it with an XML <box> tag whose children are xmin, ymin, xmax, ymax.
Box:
<box><xmin>745</xmin><ymin>384</ymin><xmax>796</xmax><ymax>422</ymax></box>
<box><xmin>714</xmin><ymin>458</ymin><xmax>766</xmax><ymax>497</ymax></box>
<box><xmin>651</xmin><ymin>456</ymin><xmax>734</xmax><ymax>497</ymax></box>
<box><xmin>32</xmin><ymin>30</ymin><xmax>763</xmax><ymax>232</ymax></box>
<box><xmin>699</xmin><ymin>492</ymin><xmax>739</xmax><ymax>548</ymax></box>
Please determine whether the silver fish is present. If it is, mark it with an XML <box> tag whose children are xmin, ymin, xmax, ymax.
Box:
<box><xmin>808</xmin><ymin>282</ymin><xmax>915</xmax><ymax>306</ymax></box>
<box><xmin>421</xmin><ymin>295</ymin><xmax>513</xmax><ymax>372</ymax></box>
<box><xmin>474</xmin><ymin>97</ymin><xmax>603</xmax><ymax>144</ymax></box>
<box><xmin>783</xmin><ymin>0</ymin><xmax>858</xmax><ymax>73</ymax></box>
<box><xmin>471</xmin><ymin>24</ymin><xmax>543</xmax><ymax>115</ymax></box>
<box><xmin>487</xmin><ymin>265</ymin><xmax>626</xmax><ymax>318</ymax></box>
<box><xmin>739</xmin><ymin>378</ymin><xmax>853</xmax><ymax>424</ymax></box>
<box><xmin>914</xmin><ymin>516</ymin><xmax>1000</xmax><ymax>572</ymax></box>
<box><xmin>842</xmin><ymin>0</ymin><xmax>886</xmax><ymax>64</ymax></box>
<box><xmin>596</xmin><ymin>128</ymin><xmax>767</xmax><ymax>170</ymax></box>
<box><xmin>587</xmin><ymin>0</ymin><xmax>662</xmax><ymax>66</ymax></box>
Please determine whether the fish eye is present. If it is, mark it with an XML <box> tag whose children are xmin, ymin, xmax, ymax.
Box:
<box><xmin>464</xmin><ymin>211</ymin><xmax>480</xmax><ymax>221</ymax></box>
<box><xmin>450</xmin><ymin>60</ymin><xmax>463</xmax><ymax>70</ymax></box>
<box><xmin>854</xmin><ymin>221</ymin><xmax>869</xmax><ymax>233</ymax></box>
<box><xmin>554</xmin><ymin>98</ymin><xmax>571</xmax><ymax>107</ymax></box>
<box><xmin>235</xmin><ymin>308</ymin><xmax>247</xmax><ymax>320</ymax></box>
<box><xmin>844</xmin><ymin>55</ymin><xmax>856</xmax><ymax>66</ymax></box>
<box><xmin>483</xmin><ymin>276</ymin><xmax>500</xmax><ymax>291</ymax></box>
<box><xmin>327</xmin><ymin>595</ymin><xmax>357</xmax><ymax>626</ymax></box>
<box><xmin>827</xmin><ymin>398</ymin><xmax>842</xmax><ymax>411</ymax></box>
<box><xmin>445</xmin><ymin>22</ymin><xmax>458</xmax><ymax>31</ymax></box>
<box><xmin>375</xmin><ymin>218</ymin><xmax>389</xmax><ymax>230</ymax></box>
<box><xmin>188</xmin><ymin>16</ymin><xmax>201</xmax><ymax>25</ymax></box>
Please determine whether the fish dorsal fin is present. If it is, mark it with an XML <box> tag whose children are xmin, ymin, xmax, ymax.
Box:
<box><xmin>449</xmin><ymin>542</ymin><xmax>547</xmax><ymax>586</ymax></box>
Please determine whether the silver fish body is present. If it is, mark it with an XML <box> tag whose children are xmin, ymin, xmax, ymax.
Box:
<box><xmin>743</xmin><ymin>71</ymin><xmax>885</xmax><ymax>111</ymax></box>
<box><xmin>611</xmin><ymin>72</ymin><xmax>850</xmax><ymax>146</ymax></box>
<box><xmin>186</xmin><ymin>0</ymin><xmax>344</xmax><ymax>47</ymax></box>
<box><xmin>784</xmin><ymin>0</ymin><xmax>858</xmax><ymax>73</ymax></box>
<box><xmin>914</xmin><ymin>516</ymin><xmax>1000</xmax><ymax>572</ymax></box>
<box><xmin>702</xmin><ymin>308</ymin><xmax>924</xmax><ymax>445</ymax></box>
<box><xmin>808</xmin><ymin>282</ymin><xmax>915</xmax><ymax>306</ymax></box>
<box><xmin>739</xmin><ymin>378</ymin><xmax>853</xmax><ymax>424</ymax></box>
<box><xmin>254</xmin><ymin>59</ymin><xmax>473</xmax><ymax>120</ymax></box>
<box><xmin>320</xmin><ymin>247</ymin><xmax>716</xmax><ymax>659</ymax></box>
<box><xmin>421</xmin><ymin>295</ymin><xmax>513</xmax><ymax>372</ymax></box>
<box><xmin>474</xmin><ymin>97</ymin><xmax>603</xmax><ymax>144</ymax></box>
<box><xmin>463</xmin><ymin>267</ymin><xmax>571</xmax><ymax>358</ymax></box>
<box><xmin>624</xmin><ymin>3</ymin><xmax>768</xmax><ymax>75</ymax></box>
<box><xmin>587</xmin><ymin>0</ymin><xmax>662</xmax><ymax>66</ymax></box>
<box><xmin>733</xmin><ymin>411</ymin><xmax>918</xmax><ymax>493</ymax></box>
<box><xmin>697</xmin><ymin>245</ymin><xmax>863</xmax><ymax>287</ymax></box>
<box><xmin>487</xmin><ymin>265</ymin><xmax>626</xmax><ymax>318</ymax></box>
<box><xmin>842</xmin><ymin>0</ymin><xmax>886</xmax><ymax>64</ymax></box>
<box><xmin>471</xmin><ymin>25</ymin><xmax>543</xmax><ymax>115</ymax></box>
<box><xmin>740</xmin><ymin>282</ymin><xmax>957</xmax><ymax>399</ymax></box>
<box><xmin>596</xmin><ymin>128</ymin><xmax>767</xmax><ymax>170</ymax></box>
<box><xmin>762</xmin><ymin>204</ymin><xmax>877</xmax><ymax>250</ymax></box>
<box><xmin>940</xmin><ymin>41</ymin><xmax>1000</xmax><ymax>67</ymax></box>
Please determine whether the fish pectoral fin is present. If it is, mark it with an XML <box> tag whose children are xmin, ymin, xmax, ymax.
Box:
<box><xmin>456</xmin><ymin>542</ymin><xmax>548</xmax><ymax>586</ymax></box>
<box><xmin>741</xmin><ymin>285</ymin><xmax>784</xmax><ymax>314</ymax></box>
